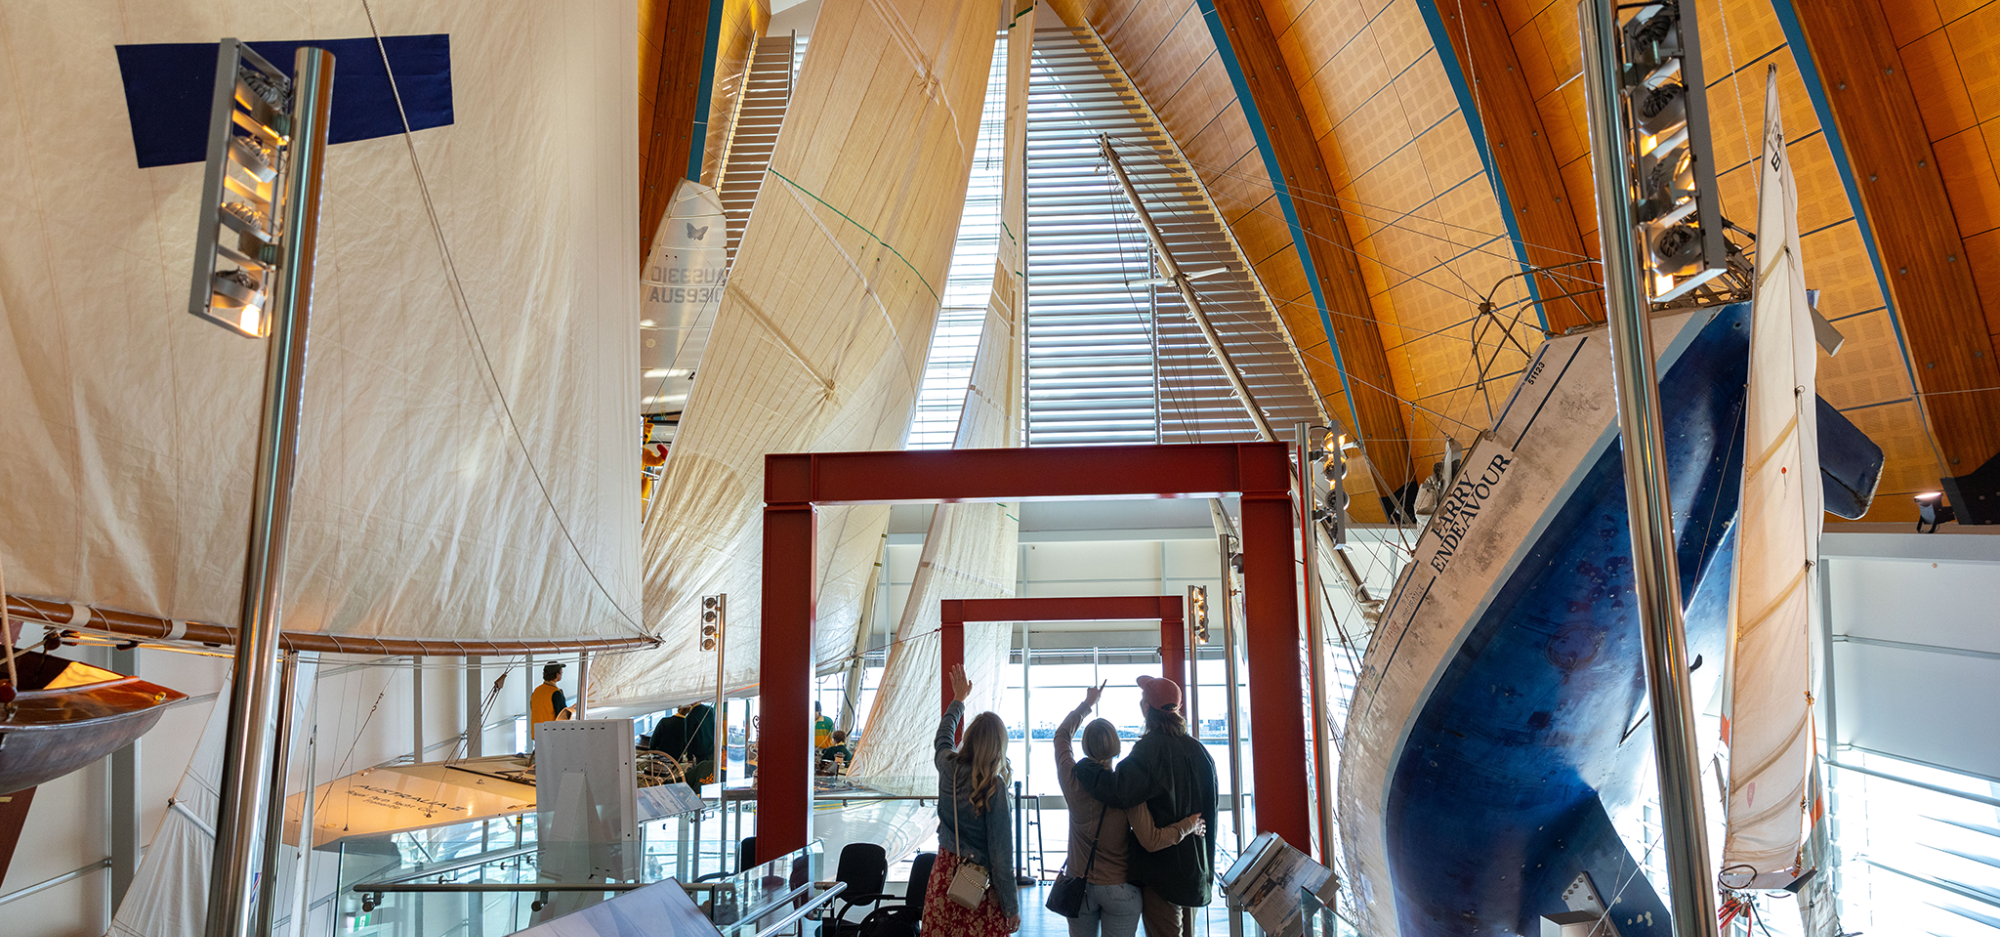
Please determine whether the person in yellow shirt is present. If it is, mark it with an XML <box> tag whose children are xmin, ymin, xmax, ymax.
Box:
<box><xmin>529</xmin><ymin>662</ymin><xmax>574</xmax><ymax>740</ymax></box>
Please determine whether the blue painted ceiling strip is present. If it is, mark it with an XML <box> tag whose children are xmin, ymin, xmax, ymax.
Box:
<box><xmin>114</xmin><ymin>35</ymin><xmax>453</xmax><ymax>169</ymax></box>
<box><xmin>687</xmin><ymin>0</ymin><xmax>729</xmax><ymax>182</ymax></box>
<box><xmin>1410</xmin><ymin>0</ymin><xmax>1550</xmax><ymax>332</ymax></box>
<box><xmin>1766</xmin><ymin>0</ymin><xmax>1924</xmax><ymax>394</ymax></box>
<box><xmin>1190</xmin><ymin>0</ymin><xmax>1368</xmax><ymax>441</ymax></box>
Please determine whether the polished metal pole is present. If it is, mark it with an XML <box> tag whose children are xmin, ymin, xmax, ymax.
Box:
<box><xmin>1577</xmin><ymin>4</ymin><xmax>1717</xmax><ymax>934</ymax></box>
<box><xmin>291</xmin><ymin>668</ymin><xmax>319</xmax><ymax>937</ymax></box>
<box><xmin>1210</xmin><ymin>499</ymin><xmax>1248</xmax><ymax>937</ymax></box>
<box><xmin>1295</xmin><ymin>424</ymin><xmax>1338</xmax><ymax>865</ymax></box>
<box><xmin>1208</xmin><ymin>500</ymin><xmax>1248</xmax><ymax>854</ymax></box>
<box><xmin>253</xmin><ymin>651</ymin><xmax>298</xmax><ymax>937</ymax></box>
<box><xmin>205</xmin><ymin>47</ymin><xmax>333</xmax><ymax>937</ymax></box>
<box><xmin>1185</xmin><ymin>586</ymin><xmax>1201</xmax><ymax>740</ymax></box>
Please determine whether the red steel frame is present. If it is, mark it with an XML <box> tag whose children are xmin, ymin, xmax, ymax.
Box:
<box><xmin>758</xmin><ymin>442</ymin><xmax>1309</xmax><ymax>862</ymax></box>
<box><xmin>938</xmin><ymin>595</ymin><xmax>1186</xmax><ymax>713</ymax></box>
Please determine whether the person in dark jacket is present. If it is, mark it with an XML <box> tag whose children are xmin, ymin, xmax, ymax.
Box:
<box><xmin>648</xmin><ymin>703</ymin><xmax>719</xmax><ymax>784</ymax></box>
<box><xmin>1071</xmin><ymin>675</ymin><xmax>1217</xmax><ymax>937</ymax></box>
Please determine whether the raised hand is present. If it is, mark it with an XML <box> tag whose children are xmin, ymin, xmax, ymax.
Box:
<box><xmin>949</xmin><ymin>663</ymin><xmax>972</xmax><ymax>702</ymax></box>
<box><xmin>1081</xmin><ymin>680</ymin><xmax>1106</xmax><ymax>710</ymax></box>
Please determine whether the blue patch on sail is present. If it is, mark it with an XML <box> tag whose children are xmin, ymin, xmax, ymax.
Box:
<box><xmin>114</xmin><ymin>35</ymin><xmax>453</xmax><ymax>168</ymax></box>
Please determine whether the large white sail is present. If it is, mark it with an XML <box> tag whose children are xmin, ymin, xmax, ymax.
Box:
<box><xmin>594</xmin><ymin>0</ymin><xmax>1004</xmax><ymax>707</ymax></box>
<box><xmin>0</xmin><ymin>2</ymin><xmax>641</xmax><ymax>643</ymax></box>
<box><xmin>1719</xmin><ymin>66</ymin><xmax>1822</xmax><ymax>889</ymax></box>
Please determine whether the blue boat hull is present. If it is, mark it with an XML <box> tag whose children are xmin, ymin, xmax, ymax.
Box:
<box><xmin>1341</xmin><ymin>303</ymin><xmax>1881</xmax><ymax>937</ymax></box>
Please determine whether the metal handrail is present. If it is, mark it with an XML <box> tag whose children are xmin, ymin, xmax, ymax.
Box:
<box><xmin>746</xmin><ymin>882</ymin><xmax>846</xmax><ymax>937</ymax></box>
<box><xmin>357</xmin><ymin>845</ymin><xmax>537</xmax><ymax>888</ymax></box>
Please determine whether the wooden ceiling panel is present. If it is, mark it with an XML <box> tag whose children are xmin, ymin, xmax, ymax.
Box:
<box><xmin>1900</xmin><ymin>31</ymin><xmax>1979</xmax><ymax>141</ymax></box>
<box><xmin>639</xmin><ymin>0</ymin><xmax>721</xmax><ymax>254</ymax></box>
<box><xmin>1795</xmin><ymin>0</ymin><xmax>2000</xmax><ymax>477</ymax></box>
<box><xmin>1396</xmin><ymin>51</ymin><xmax>1458</xmax><ymax>133</ymax></box>
<box><xmin>1129</xmin><ymin>4</ymin><xmax>1214</xmax><ymax>99</ymax></box>
<box><xmin>1964</xmin><ymin>228</ymin><xmax>2000</xmax><ymax>343</ymax></box>
<box><xmin>1933</xmin><ymin>127</ymin><xmax>2000</xmax><ymax>239</ymax></box>
<box><xmin>1321</xmin><ymin>31</ymin><xmax>1397</xmax><ymax>125</ymax></box>
<box><xmin>1096</xmin><ymin>0</ymin><xmax>1188</xmax><ymax>64</ymax></box>
<box><xmin>1339</xmin><ymin>86</ymin><xmax>1417</xmax><ymax>177</ymax></box>
<box><xmin>1413</xmin><ymin>108</ymin><xmax>1482</xmax><ymax>191</ymax></box>
<box><xmin>1816</xmin><ymin>308</ymin><xmax>1915</xmax><ymax>409</ymax></box>
<box><xmin>1209</xmin><ymin>151</ymin><xmax>1285</xmax><ymax>224</ymax></box>
<box><xmin>1843</xmin><ymin>398</ymin><xmax>1938</xmax><ymax>521</ymax></box>
<box><xmin>1372</xmin><ymin>0</ymin><xmax>1435</xmax><ymax>74</ymax></box>
<box><xmin>1493</xmin><ymin>0</ymin><xmax>1556</xmax><ymax>36</ymax></box>
<box><xmin>1163</xmin><ymin>53</ymin><xmax>1239</xmax><ymax>136</ymax></box>
<box><xmin>1278</xmin><ymin>0</ymin><xmax>1373</xmax><ymax>77</ymax></box>
<box><xmin>1889</xmin><ymin>0</ymin><xmax>1946</xmax><ymax>47</ymax></box>
<box><xmin>1797</xmin><ymin>221</ymin><xmax>1888</xmax><ymax>323</ymax></box>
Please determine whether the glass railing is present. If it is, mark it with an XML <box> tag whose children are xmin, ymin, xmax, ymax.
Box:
<box><xmin>335</xmin><ymin>807</ymin><xmax>832</xmax><ymax>937</ymax></box>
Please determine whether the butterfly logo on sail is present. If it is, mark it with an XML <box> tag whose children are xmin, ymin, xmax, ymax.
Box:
<box><xmin>686</xmin><ymin>223</ymin><xmax>709</xmax><ymax>240</ymax></box>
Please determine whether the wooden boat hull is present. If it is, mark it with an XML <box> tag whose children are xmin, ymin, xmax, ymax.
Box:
<box><xmin>0</xmin><ymin>650</ymin><xmax>185</xmax><ymax>794</ymax></box>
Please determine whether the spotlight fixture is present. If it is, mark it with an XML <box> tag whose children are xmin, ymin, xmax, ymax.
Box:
<box><xmin>1616</xmin><ymin>2</ymin><xmax>1727</xmax><ymax>302</ymax></box>
<box><xmin>1915</xmin><ymin>492</ymin><xmax>1955</xmax><ymax>533</ymax></box>
<box><xmin>188</xmin><ymin>39</ymin><xmax>296</xmax><ymax>337</ymax></box>
<box><xmin>700</xmin><ymin>594</ymin><xmax>725</xmax><ymax>651</ymax></box>
<box><xmin>1189</xmin><ymin>586</ymin><xmax>1209</xmax><ymax>646</ymax></box>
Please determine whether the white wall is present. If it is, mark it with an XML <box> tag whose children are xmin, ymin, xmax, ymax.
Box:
<box><xmin>1823</xmin><ymin>529</ymin><xmax>2000</xmax><ymax>780</ymax></box>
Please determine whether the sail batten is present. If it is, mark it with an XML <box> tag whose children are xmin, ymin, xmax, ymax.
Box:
<box><xmin>1718</xmin><ymin>66</ymin><xmax>1822</xmax><ymax>889</ymax></box>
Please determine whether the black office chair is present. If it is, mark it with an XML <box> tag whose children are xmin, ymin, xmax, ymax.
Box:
<box><xmin>854</xmin><ymin>852</ymin><xmax>934</xmax><ymax>937</ymax></box>
<box><xmin>694</xmin><ymin>836</ymin><xmax>760</xmax><ymax>883</ymax></box>
<box><xmin>820</xmin><ymin>843</ymin><xmax>891</xmax><ymax>937</ymax></box>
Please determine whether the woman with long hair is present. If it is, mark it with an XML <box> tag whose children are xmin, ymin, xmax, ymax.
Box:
<box><xmin>923</xmin><ymin>664</ymin><xmax>1019</xmax><ymax>936</ymax></box>
<box><xmin>1054</xmin><ymin>683</ymin><xmax>1205</xmax><ymax>937</ymax></box>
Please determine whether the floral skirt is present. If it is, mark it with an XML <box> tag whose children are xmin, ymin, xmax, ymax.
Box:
<box><xmin>920</xmin><ymin>849</ymin><xmax>1010</xmax><ymax>937</ymax></box>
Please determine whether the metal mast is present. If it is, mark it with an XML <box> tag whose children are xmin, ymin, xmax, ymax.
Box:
<box><xmin>1578</xmin><ymin>2</ymin><xmax>1719</xmax><ymax>934</ymax></box>
<box><xmin>204</xmin><ymin>45</ymin><xmax>335</xmax><ymax>937</ymax></box>
<box><xmin>1097</xmin><ymin>134</ymin><xmax>1275</xmax><ymax>441</ymax></box>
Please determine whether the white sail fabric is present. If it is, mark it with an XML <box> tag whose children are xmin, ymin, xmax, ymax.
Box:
<box><xmin>1719</xmin><ymin>66</ymin><xmax>1822</xmax><ymax>888</ymax></box>
<box><xmin>641</xmin><ymin>180</ymin><xmax>729</xmax><ymax>419</ymax></box>
<box><xmin>0</xmin><ymin>3</ymin><xmax>640</xmax><ymax>643</ymax></box>
<box><xmin>850</xmin><ymin>14</ymin><xmax>1028</xmax><ymax>781</ymax></box>
<box><xmin>108</xmin><ymin>686</ymin><xmax>231</xmax><ymax>937</ymax></box>
<box><xmin>595</xmin><ymin>0</ymin><xmax>1004</xmax><ymax>707</ymax></box>
<box><xmin>850</xmin><ymin>300</ymin><xmax>1021</xmax><ymax>778</ymax></box>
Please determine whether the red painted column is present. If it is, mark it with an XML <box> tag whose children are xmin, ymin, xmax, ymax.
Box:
<box><xmin>939</xmin><ymin>611</ymin><xmax>964</xmax><ymax>714</ymax></box>
<box><xmin>758</xmin><ymin>499</ymin><xmax>817</xmax><ymax>863</ymax></box>
<box><xmin>1160</xmin><ymin>608</ymin><xmax>1186</xmax><ymax>686</ymax></box>
<box><xmin>1240</xmin><ymin>487</ymin><xmax>1312</xmax><ymax>851</ymax></box>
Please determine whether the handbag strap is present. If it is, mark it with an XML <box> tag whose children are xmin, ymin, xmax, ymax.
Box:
<box><xmin>1075</xmin><ymin>786</ymin><xmax>1109</xmax><ymax>880</ymax></box>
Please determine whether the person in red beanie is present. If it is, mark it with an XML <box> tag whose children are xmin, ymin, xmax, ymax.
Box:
<box><xmin>1070</xmin><ymin>675</ymin><xmax>1218</xmax><ymax>937</ymax></box>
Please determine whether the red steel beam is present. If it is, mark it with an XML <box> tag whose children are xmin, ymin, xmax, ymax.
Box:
<box><xmin>758</xmin><ymin>443</ymin><xmax>1311</xmax><ymax>861</ymax></box>
<box><xmin>938</xmin><ymin>595</ymin><xmax>1188</xmax><ymax>711</ymax></box>
<box><xmin>758</xmin><ymin>499</ymin><xmax>816</xmax><ymax>864</ymax></box>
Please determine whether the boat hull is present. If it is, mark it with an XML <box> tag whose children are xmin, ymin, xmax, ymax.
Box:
<box><xmin>0</xmin><ymin>650</ymin><xmax>185</xmax><ymax>794</ymax></box>
<box><xmin>1339</xmin><ymin>302</ymin><xmax>1884</xmax><ymax>937</ymax></box>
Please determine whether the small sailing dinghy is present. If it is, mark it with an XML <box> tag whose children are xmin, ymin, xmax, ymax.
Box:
<box><xmin>0</xmin><ymin>648</ymin><xmax>185</xmax><ymax>795</ymax></box>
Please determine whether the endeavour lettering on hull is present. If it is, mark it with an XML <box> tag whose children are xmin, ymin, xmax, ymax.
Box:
<box><xmin>1427</xmin><ymin>453</ymin><xmax>1516</xmax><ymax>573</ymax></box>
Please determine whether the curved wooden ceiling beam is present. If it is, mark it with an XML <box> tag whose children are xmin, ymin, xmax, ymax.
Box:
<box><xmin>1779</xmin><ymin>0</ymin><xmax>2000</xmax><ymax>477</ymax></box>
<box><xmin>1192</xmin><ymin>0</ymin><xmax>1416</xmax><ymax>495</ymax></box>
<box><xmin>640</xmin><ymin>0</ymin><xmax>721</xmax><ymax>255</ymax></box>
<box><xmin>1417</xmin><ymin>0</ymin><xmax>1601</xmax><ymax>334</ymax></box>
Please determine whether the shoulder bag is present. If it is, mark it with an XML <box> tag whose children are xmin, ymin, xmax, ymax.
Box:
<box><xmin>946</xmin><ymin>765</ymin><xmax>992</xmax><ymax>909</ymax></box>
<box><xmin>1044</xmin><ymin>796</ymin><xmax>1107</xmax><ymax>918</ymax></box>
